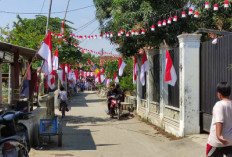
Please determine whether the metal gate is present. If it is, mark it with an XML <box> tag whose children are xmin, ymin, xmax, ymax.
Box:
<box><xmin>200</xmin><ymin>35</ymin><xmax>232</xmax><ymax>132</ymax></box>
<box><xmin>168</xmin><ymin>48</ymin><xmax>180</xmax><ymax>108</ymax></box>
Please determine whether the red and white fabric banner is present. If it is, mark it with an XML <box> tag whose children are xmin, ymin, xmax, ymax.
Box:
<box><xmin>60</xmin><ymin>64</ymin><xmax>66</xmax><ymax>83</ymax></box>
<box><xmin>47</xmin><ymin>74</ymin><xmax>55</xmax><ymax>90</ymax></box>
<box><xmin>114</xmin><ymin>72</ymin><xmax>119</xmax><ymax>83</ymax></box>
<box><xmin>118</xmin><ymin>57</ymin><xmax>126</xmax><ymax>76</ymax></box>
<box><xmin>38</xmin><ymin>31</ymin><xmax>53</xmax><ymax>75</ymax></box>
<box><xmin>26</xmin><ymin>62</ymin><xmax>31</xmax><ymax>80</ymax></box>
<box><xmin>140</xmin><ymin>52</ymin><xmax>150</xmax><ymax>86</ymax></box>
<box><xmin>57</xmin><ymin>69</ymin><xmax>64</xmax><ymax>85</ymax></box>
<box><xmin>101</xmin><ymin>75</ymin><xmax>105</xmax><ymax>83</ymax></box>
<box><xmin>165</xmin><ymin>48</ymin><xmax>177</xmax><ymax>86</ymax></box>
<box><xmin>53</xmin><ymin>48</ymin><xmax>59</xmax><ymax>71</ymax></box>
<box><xmin>61</xmin><ymin>20</ymin><xmax>65</xmax><ymax>33</ymax></box>
<box><xmin>74</xmin><ymin>70</ymin><xmax>78</xmax><ymax>80</ymax></box>
<box><xmin>106</xmin><ymin>79</ymin><xmax>112</xmax><ymax>87</ymax></box>
<box><xmin>133</xmin><ymin>55</ymin><xmax>138</xmax><ymax>84</ymax></box>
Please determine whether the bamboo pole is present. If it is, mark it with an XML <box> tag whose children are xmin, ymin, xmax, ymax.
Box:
<box><xmin>18</xmin><ymin>55</ymin><xmax>37</xmax><ymax>90</ymax></box>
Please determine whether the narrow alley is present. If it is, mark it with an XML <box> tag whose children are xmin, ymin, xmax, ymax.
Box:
<box><xmin>30</xmin><ymin>91</ymin><xmax>207</xmax><ymax>157</ymax></box>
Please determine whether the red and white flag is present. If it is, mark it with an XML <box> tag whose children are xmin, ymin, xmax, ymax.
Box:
<box><xmin>57</xmin><ymin>69</ymin><xmax>64</xmax><ymax>85</ymax></box>
<box><xmin>61</xmin><ymin>20</ymin><xmax>65</xmax><ymax>33</ymax></box>
<box><xmin>74</xmin><ymin>70</ymin><xmax>78</xmax><ymax>80</ymax></box>
<box><xmin>65</xmin><ymin>64</ymin><xmax>68</xmax><ymax>73</ymax></box>
<box><xmin>118</xmin><ymin>57</ymin><xmax>126</xmax><ymax>76</ymax></box>
<box><xmin>88</xmin><ymin>59</ymin><xmax>93</xmax><ymax>65</ymax></box>
<box><xmin>26</xmin><ymin>62</ymin><xmax>31</xmax><ymax>80</ymax></box>
<box><xmin>47</xmin><ymin>74</ymin><xmax>56</xmax><ymax>90</ymax></box>
<box><xmin>60</xmin><ymin>64</ymin><xmax>66</xmax><ymax>83</ymax></box>
<box><xmin>140</xmin><ymin>52</ymin><xmax>150</xmax><ymax>86</ymax></box>
<box><xmin>165</xmin><ymin>48</ymin><xmax>177</xmax><ymax>86</ymax></box>
<box><xmin>53</xmin><ymin>48</ymin><xmax>59</xmax><ymax>71</ymax></box>
<box><xmin>38</xmin><ymin>31</ymin><xmax>53</xmax><ymax>75</ymax></box>
<box><xmin>133</xmin><ymin>55</ymin><xmax>138</xmax><ymax>84</ymax></box>
<box><xmin>114</xmin><ymin>72</ymin><xmax>119</xmax><ymax>83</ymax></box>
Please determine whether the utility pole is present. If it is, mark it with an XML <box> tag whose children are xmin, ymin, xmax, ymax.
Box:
<box><xmin>64</xmin><ymin>0</ymin><xmax>71</xmax><ymax>21</ymax></box>
<box><xmin>46</xmin><ymin>0</ymin><xmax>53</xmax><ymax>34</ymax></box>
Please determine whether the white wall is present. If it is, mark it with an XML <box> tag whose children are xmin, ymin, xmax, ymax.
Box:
<box><xmin>136</xmin><ymin>34</ymin><xmax>202</xmax><ymax>137</ymax></box>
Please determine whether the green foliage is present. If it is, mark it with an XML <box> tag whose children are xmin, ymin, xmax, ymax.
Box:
<box><xmin>191</xmin><ymin>0</ymin><xmax>232</xmax><ymax>33</ymax></box>
<box><xmin>94</xmin><ymin>0</ymin><xmax>232</xmax><ymax>56</ymax></box>
<box><xmin>93</xmin><ymin>0</ymin><xmax>191</xmax><ymax>56</ymax></box>
<box><xmin>2</xmin><ymin>63</ymin><xmax>9</xmax><ymax>73</ymax></box>
<box><xmin>103</xmin><ymin>57</ymin><xmax>135</xmax><ymax>93</ymax></box>
<box><xmin>80</xmin><ymin>53</ymin><xmax>100</xmax><ymax>65</ymax></box>
<box><xmin>0</xmin><ymin>15</ymin><xmax>81</xmax><ymax>69</ymax></box>
<box><xmin>104</xmin><ymin>59</ymin><xmax>118</xmax><ymax>78</ymax></box>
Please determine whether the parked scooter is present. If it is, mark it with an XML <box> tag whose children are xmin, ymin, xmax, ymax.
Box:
<box><xmin>0</xmin><ymin>111</ymin><xmax>30</xmax><ymax>157</ymax></box>
<box><xmin>109</xmin><ymin>95</ymin><xmax>121</xmax><ymax>120</ymax></box>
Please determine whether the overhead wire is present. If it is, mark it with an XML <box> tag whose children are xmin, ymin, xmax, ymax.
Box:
<box><xmin>80</xmin><ymin>26</ymin><xmax>99</xmax><ymax>46</ymax></box>
<box><xmin>39</xmin><ymin>0</ymin><xmax>46</xmax><ymax>15</ymax></box>
<box><xmin>74</xmin><ymin>18</ymin><xmax>97</xmax><ymax>33</ymax></box>
<box><xmin>0</xmin><ymin>5</ymin><xmax>94</xmax><ymax>15</ymax></box>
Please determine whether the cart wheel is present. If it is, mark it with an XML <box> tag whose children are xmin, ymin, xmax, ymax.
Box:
<box><xmin>58</xmin><ymin>124</ymin><xmax>62</xmax><ymax>147</ymax></box>
<box><xmin>33</xmin><ymin>124</ymin><xmax>40</xmax><ymax>147</ymax></box>
<box><xmin>117</xmin><ymin>107</ymin><xmax>121</xmax><ymax>120</ymax></box>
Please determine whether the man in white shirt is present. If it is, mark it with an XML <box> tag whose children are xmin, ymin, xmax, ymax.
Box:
<box><xmin>207</xmin><ymin>82</ymin><xmax>232</xmax><ymax>157</ymax></box>
<box><xmin>59</xmin><ymin>86</ymin><xmax>69</xmax><ymax>112</ymax></box>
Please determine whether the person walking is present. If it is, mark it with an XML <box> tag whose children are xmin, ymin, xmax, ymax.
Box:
<box><xmin>206</xmin><ymin>82</ymin><xmax>232</xmax><ymax>157</ymax></box>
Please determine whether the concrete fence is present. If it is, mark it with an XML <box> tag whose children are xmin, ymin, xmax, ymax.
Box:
<box><xmin>136</xmin><ymin>34</ymin><xmax>202</xmax><ymax>137</ymax></box>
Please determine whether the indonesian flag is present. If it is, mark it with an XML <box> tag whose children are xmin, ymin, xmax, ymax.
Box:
<box><xmin>57</xmin><ymin>69</ymin><xmax>64</xmax><ymax>85</ymax></box>
<box><xmin>38</xmin><ymin>31</ymin><xmax>53</xmax><ymax>75</ymax></box>
<box><xmin>61</xmin><ymin>20</ymin><xmax>65</xmax><ymax>33</ymax></box>
<box><xmin>53</xmin><ymin>48</ymin><xmax>59</xmax><ymax>71</ymax></box>
<box><xmin>26</xmin><ymin>62</ymin><xmax>31</xmax><ymax>80</ymax></box>
<box><xmin>114</xmin><ymin>72</ymin><xmax>119</xmax><ymax>83</ymax></box>
<box><xmin>133</xmin><ymin>55</ymin><xmax>139</xmax><ymax>84</ymax></box>
<box><xmin>98</xmin><ymin>71</ymin><xmax>101</xmax><ymax>83</ymax></box>
<box><xmin>140</xmin><ymin>52</ymin><xmax>150</xmax><ymax>86</ymax></box>
<box><xmin>106</xmin><ymin>79</ymin><xmax>112</xmax><ymax>87</ymax></box>
<box><xmin>101</xmin><ymin>75</ymin><xmax>105</xmax><ymax>83</ymax></box>
<box><xmin>47</xmin><ymin>74</ymin><xmax>55</xmax><ymax>90</ymax></box>
<box><xmin>60</xmin><ymin>64</ymin><xmax>66</xmax><ymax>83</ymax></box>
<box><xmin>165</xmin><ymin>48</ymin><xmax>177</xmax><ymax>86</ymax></box>
<box><xmin>88</xmin><ymin>59</ymin><xmax>92</xmax><ymax>65</ymax></box>
<box><xmin>74</xmin><ymin>70</ymin><xmax>78</xmax><ymax>80</ymax></box>
<box><xmin>118</xmin><ymin>57</ymin><xmax>126</xmax><ymax>76</ymax></box>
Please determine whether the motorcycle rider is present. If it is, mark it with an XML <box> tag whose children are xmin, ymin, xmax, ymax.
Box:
<box><xmin>107</xmin><ymin>83</ymin><xmax>119</xmax><ymax>114</ymax></box>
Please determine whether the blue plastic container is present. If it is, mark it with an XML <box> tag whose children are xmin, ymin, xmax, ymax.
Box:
<box><xmin>40</xmin><ymin>119</ymin><xmax>58</xmax><ymax>134</ymax></box>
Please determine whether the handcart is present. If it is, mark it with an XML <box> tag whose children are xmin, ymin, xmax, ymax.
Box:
<box><xmin>39</xmin><ymin>116</ymin><xmax>63</xmax><ymax>147</ymax></box>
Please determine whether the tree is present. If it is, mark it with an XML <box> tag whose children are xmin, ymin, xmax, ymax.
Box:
<box><xmin>103</xmin><ymin>57</ymin><xmax>135</xmax><ymax>93</ymax></box>
<box><xmin>191</xmin><ymin>0</ymin><xmax>232</xmax><ymax>33</ymax></box>
<box><xmin>93</xmin><ymin>0</ymin><xmax>195</xmax><ymax>56</ymax></box>
<box><xmin>0</xmin><ymin>15</ymin><xmax>82</xmax><ymax>68</ymax></box>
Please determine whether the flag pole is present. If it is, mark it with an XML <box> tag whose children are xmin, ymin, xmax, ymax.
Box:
<box><xmin>18</xmin><ymin>56</ymin><xmax>37</xmax><ymax>90</ymax></box>
<box><xmin>46</xmin><ymin>0</ymin><xmax>53</xmax><ymax>34</ymax></box>
<box><xmin>163</xmin><ymin>40</ymin><xmax>168</xmax><ymax>49</ymax></box>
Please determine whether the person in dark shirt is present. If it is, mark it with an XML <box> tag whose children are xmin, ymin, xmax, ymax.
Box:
<box><xmin>107</xmin><ymin>83</ymin><xmax>118</xmax><ymax>114</ymax></box>
<box><xmin>116</xmin><ymin>84</ymin><xmax>125</xmax><ymax>102</ymax></box>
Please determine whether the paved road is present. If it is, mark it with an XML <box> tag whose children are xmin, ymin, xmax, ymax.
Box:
<box><xmin>30</xmin><ymin>91</ymin><xmax>207</xmax><ymax>157</ymax></box>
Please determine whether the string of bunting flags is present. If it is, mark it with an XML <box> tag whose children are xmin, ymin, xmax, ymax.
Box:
<box><xmin>50</xmin><ymin>33</ymin><xmax>120</xmax><ymax>57</ymax></box>
<box><xmin>51</xmin><ymin>1</ymin><xmax>231</xmax><ymax>40</ymax></box>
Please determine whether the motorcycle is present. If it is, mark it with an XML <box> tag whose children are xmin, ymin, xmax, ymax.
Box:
<box><xmin>109</xmin><ymin>95</ymin><xmax>121</xmax><ymax>120</ymax></box>
<box><xmin>0</xmin><ymin>111</ymin><xmax>30</xmax><ymax>157</ymax></box>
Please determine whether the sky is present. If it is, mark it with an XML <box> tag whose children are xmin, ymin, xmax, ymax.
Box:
<box><xmin>0</xmin><ymin>0</ymin><xmax>119</xmax><ymax>55</ymax></box>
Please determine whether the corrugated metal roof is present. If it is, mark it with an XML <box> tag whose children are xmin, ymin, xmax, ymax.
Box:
<box><xmin>0</xmin><ymin>41</ymin><xmax>41</xmax><ymax>62</ymax></box>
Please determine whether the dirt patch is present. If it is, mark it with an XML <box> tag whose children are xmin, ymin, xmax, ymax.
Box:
<box><xmin>137</xmin><ymin>115</ymin><xmax>182</xmax><ymax>141</ymax></box>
